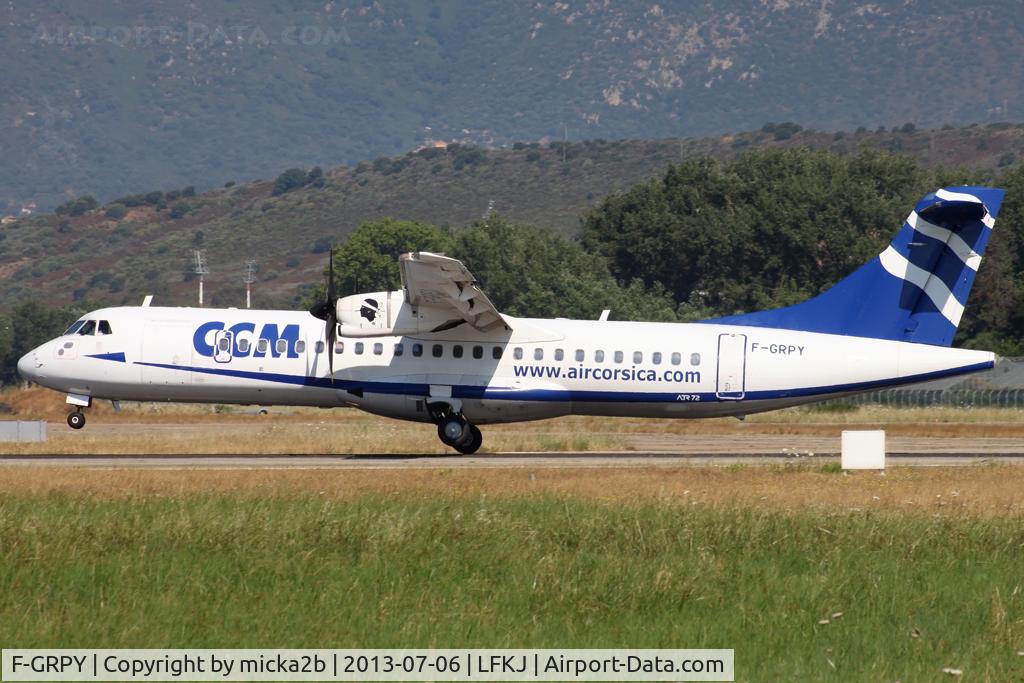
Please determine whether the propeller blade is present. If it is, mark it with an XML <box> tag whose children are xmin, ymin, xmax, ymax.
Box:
<box><xmin>327</xmin><ymin>248</ymin><xmax>336</xmax><ymax>302</ymax></box>
<box><xmin>326</xmin><ymin>312</ymin><xmax>336</xmax><ymax>383</ymax></box>
<box><xmin>308</xmin><ymin>248</ymin><xmax>338</xmax><ymax>383</ymax></box>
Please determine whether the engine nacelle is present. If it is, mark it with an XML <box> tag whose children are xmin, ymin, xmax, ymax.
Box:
<box><xmin>335</xmin><ymin>290</ymin><xmax>459</xmax><ymax>337</ymax></box>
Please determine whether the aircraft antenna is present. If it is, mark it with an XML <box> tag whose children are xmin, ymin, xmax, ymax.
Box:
<box><xmin>243</xmin><ymin>259</ymin><xmax>258</xmax><ymax>309</ymax></box>
<box><xmin>193</xmin><ymin>249</ymin><xmax>208</xmax><ymax>307</ymax></box>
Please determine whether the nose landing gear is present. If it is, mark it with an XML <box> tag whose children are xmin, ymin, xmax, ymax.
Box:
<box><xmin>65</xmin><ymin>392</ymin><xmax>91</xmax><ymax>430</ymax></box>
<box><xmin>67</xmin><ymin>409</ymin><xmax>86</xmax><ymax>430</ymax></box>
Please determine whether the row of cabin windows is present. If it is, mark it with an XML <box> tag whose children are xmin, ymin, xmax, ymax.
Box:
<box><xmin>219</xmin><ymin>338</ymin><xmax>304</xmax><ymax>355</ymax></box>
<box><xmin>324</xmin><ymin>341</ymin><xmax>700</xmax><ymax>366</ymax></box>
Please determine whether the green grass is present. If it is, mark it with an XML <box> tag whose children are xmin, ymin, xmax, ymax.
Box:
<box><xmin>1</xmin><ymin>495</ymin><xmax>1022</xmax><ymax>681</ymax></box>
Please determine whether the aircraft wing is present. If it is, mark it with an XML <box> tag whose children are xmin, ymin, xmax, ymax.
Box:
<box><xmin>398</xmin><ymin>252</ymin><xmax>509</xmax><ymax>331</ymax></box>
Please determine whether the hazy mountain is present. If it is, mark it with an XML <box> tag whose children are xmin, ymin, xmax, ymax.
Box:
<box><xmin>2</xmin><ymin>0</ymin><xmax>1022</xmax><ymax>214</ymax></box>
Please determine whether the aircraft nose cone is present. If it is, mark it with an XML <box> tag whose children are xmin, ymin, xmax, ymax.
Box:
<box><xmin>17</xmin><ymin>351</ymin><xmax>39</xmax><ymax>382</ymax></box>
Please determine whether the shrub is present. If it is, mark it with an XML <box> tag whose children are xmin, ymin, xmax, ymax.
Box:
<box><xmin>55</xmin><ymin>195</ymin><xmax>99</xmax><ymax>217</ymax></box>
<box><xmin>104</xmin><ymin>203</ymin><xmax>127</xmax><ymax>220</ymax></box>
<box><xmin>272</xmin><ymin>168</ymin><xmax>309</xmax><ymax>195</ymax></box>
<box><xmin>169</xmin><ymin>202</ymin><xmax>191</xmax><ymax>219</ymax></box>
<box><xmin>307</xmin><ymin>166</ymin><xmax>325</xmax><ymax>188</ymax></box>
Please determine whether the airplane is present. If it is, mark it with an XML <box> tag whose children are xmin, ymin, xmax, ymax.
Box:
<box><xmin>17</xmin><ymin>186</ymin><xmax>1003</xmax><ymax>454</ymax></box>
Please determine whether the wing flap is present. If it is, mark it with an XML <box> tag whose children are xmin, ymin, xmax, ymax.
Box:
<box><xmin>399</xmin><ymin>252</ymin><xmax>509</xmax><ymax>331</ymax></box>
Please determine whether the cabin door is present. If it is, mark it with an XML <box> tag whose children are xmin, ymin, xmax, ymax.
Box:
<box><xmin>716</xmin><ymin>333</ymin><xmax>747</xmax><ymax>400</ymax></box>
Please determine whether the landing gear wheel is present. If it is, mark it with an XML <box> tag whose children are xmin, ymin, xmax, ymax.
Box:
<box><xmin>455</xmin><ymin>424</ymin><xmax>482</xmax><ymax>455</ymax></box>
<box><xmin>438</xmin><ymin>417</ymin><xmax>469</xmax><ymax>447</ymax></box>
<box><xmin>67</xmin><ymin>411</ymin><xmax>86</xmax><ymax>430</ymax></box>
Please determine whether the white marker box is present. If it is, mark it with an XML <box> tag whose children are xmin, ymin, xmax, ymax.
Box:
<box><xmin>841</xmin><ymin>430</ymin><xmax>886</xmax><ymax>470</ymax></box>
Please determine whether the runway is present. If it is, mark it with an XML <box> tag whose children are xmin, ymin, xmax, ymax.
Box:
<box><xmin>2</xmin><ymin>452</ymin><xmax>1023</xmax><ymax>468</ymax></box>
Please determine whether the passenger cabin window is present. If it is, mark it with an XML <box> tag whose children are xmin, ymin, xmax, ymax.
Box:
<box><xmin>276</xmin><ymin>339</ymin><xmax>288</xmax><ymax>355</ymax></box>
<box><xmin>354</xmin><ymin>342</ymin><xmax>364</xmax><ymax>355</ymax></box>
<box><xmin>652</xmin><ymin>352</ymin><xmax>662</xmax><ymax>365</ymax></box>
<box><xmin>64</xmin><ymin>320</ymin><xmax>86</xmax><ymax>335</ymax></box>
<box><xmin>218</xmin><ymin>337</ymin><xmax>231</xmax><ymax>352</ymax></box>
<box><xmin>97</xmin><ymin>320</ymin><xmax>112</xmax><ymax>335</ymax></box>
<box><xmin>555</xmin><ymin>349</ymin><xmax>564</xmax><ymax>361</ymax></box>
<box><xmin>472</xmin><ymin>346</ymin><xmax>483</xmax><ymax>359</ymax></box>
<box><xmin>691</xmin><ymin>353</ymin><xmax>701</xmax><ymax>366</ymax></box>
<box><xmin>575</xmin><ymin>349</ymin><xmax>584</xmax><ymax>362</ymax></box>
<box><xmin>314</xmin><ymin>341</ymin><xmax>324</xmax><ymax>354</ymax></box>
<box><xmin>432</xmin><ymin>344</ymin><xmax>443</xmax><ymax>358</ymax></box>
<box><xmin>513</xmin><ymin>347</ymin><xmax>524</xmax><ymax>360</ymax></box>
<box><xmin>412</xmin><ymin>343</ymin><xmax>423</xmax><ymax>357</ymax></box>
<box><xmin>595</xmin><ymin>350</ymin><xmax>605</xmax><ymax>363</ymax></box>
<box><xmin>257</xmin><ymin>339</ymin><xmax>269</xmax><ymax>354</ymax></box>
<box><xmin>373</xmin><ymin>343</ymin><xmax>383</xmax><ymax>355</ymax></box>
<box><xmin>394</xmin><ymin>343</ymin><xmax>404</xmax><ymax>357</ymax></box>
<box><xmin>334</xmin><ymin>341</ymin><xmax>344</xmax><ymax>354</ymax></box>
<box><xmin>78</xmin><ymin>320</ymin><xmax>96</xmax><ymax>336</ymax></box>
<box><xmin>239</xmin><ymin>339</ymin><xmax>251</xmax><ymax>354</ymax></box>
<box><xmin>534</xmin><ymin>348</ymin><xmax>543</xmax><ymax>361</ymax></box>
<box><xmin>633</xmin><ymin>351</ymin><xmax>642</xmax><ymax>364</ymax></box>
<box><xmin>295</xmin><ymin>340</ymin><xmax>306</xmax><ymax>354</ymax></box>
<box><xmin>671</xmin><ymin>352</ymin><xmax>682</xmax><ymax>365</ymax></box>
<box><xmin>492</xmin><ymin>346</ymin><xmax>503</xmax><ymax>359</ymax></box>
<box><xmin>453</xmin><ymin>345</ymin><xmax>464</xmax><ymax>359</ymax></box>
<box><xmin>614</xmin><ymin>351</ymin><xmax>624</xmax><ymax>364</ymax></box>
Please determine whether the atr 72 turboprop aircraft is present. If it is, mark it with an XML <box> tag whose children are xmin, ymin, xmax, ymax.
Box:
<box><xmin>17</xmin><ymin>186</ymin><xmax>1002</xmax><ymax>454</ymax></box>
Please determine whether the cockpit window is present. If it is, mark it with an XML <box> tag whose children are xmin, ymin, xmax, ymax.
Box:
<box><xmin>64</xmin><ymin>320</ymin><xmax>86</xmax><ymax>335</ymax></box>
<box><xmin>98</xmin><ymin>320</ymin><xmax>112</xmax><ymax>335</ymax></box>
<box><xmin>77</xmin><ymin>320</ymin><xmax>96</xmax><ymax>336</ymax></box>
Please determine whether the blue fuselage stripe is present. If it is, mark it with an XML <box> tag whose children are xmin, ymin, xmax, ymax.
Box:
<box><xmin>133</xmin><ymin>360</ymin><xmax>993</xmax><ymax>404</ymax></box>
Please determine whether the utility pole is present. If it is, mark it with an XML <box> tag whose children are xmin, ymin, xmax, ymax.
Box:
<box><xmin>562</xmin><ymin>123</ymin><xmax>568</xmax><ymax>163</ymax></box>
<box><xmin>193</xmin><ymin>250</ymin><xmax>208</xmax><ymax>307</ymax></box>
<box><xmin>243</xmin><ymin>259</ymin><xmax>257</xmax><ymax>309</ymax></box>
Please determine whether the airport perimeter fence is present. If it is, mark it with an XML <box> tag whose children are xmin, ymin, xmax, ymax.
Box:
<box><xmin>821</xmin><ymin>356</ymin><xmax>1024</xmax><ymax>409</ymax></box>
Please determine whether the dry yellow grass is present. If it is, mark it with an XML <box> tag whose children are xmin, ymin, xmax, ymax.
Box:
<box><xmin>4</xmin><ymin>386</ymin><xmax>1024</xmax><ymax>456</ymax></box>
<box><xmin>3</xmin><ymin>465</ymin><xmax>1023</xmax><ymax>516</ymax></box>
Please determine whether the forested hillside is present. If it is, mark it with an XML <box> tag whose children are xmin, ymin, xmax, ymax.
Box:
<box><xmin>3</xmin><ymin>123</ymin><xmax>1024</xmax><ymax>313</ymax></box>
<box><xmin>2</xmin><ymin>0</ymin><xmax>1022</xmax><ymax>213</ymax></box>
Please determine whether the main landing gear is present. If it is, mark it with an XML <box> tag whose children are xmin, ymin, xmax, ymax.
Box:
<box><xmin>430</xmin><ymin>403</ymin><xmax>482</xmax><ymax>455</ymax></box>
<box><xmin>67</xmin><ymin>409</ymin><xmax>86</xmax><ymax>430</ymax></box>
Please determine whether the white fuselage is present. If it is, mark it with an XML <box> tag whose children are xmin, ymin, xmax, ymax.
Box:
<box><xmin>18</xmin><ymin>305</ymin><xmax>994</xmax><ymax>424</ymax></box>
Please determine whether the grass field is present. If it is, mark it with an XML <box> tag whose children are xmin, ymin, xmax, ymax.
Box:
<box><xmin>1</xmin><ymin>467</ymin><xmax>1023</xmax><ymax>681</ymax></box>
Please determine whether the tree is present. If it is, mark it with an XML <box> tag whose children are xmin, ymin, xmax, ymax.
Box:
<box><xmin>272</xmin><ymin>168</ymin><xmax>309</xmax><ymax>195</ymax></box>
<box><xmin>451</xmin><ymin>216</ymin><xmax>677</xmax><ymax>321</ymax></box>
<box><xmin>104</xmin><ymin>203</ymin><xmax>127</xmax><ymax>219</ymax></box>
<box><xmin>55</xmin><ymin>195</ymin><xmax>99</xmax><ymax>217</ymax></box>
<box><xmin>327</xmin><ymin>218</ymin><xmax>454</xmax><ymax>297</ymax></box>
<box><xmin>169</xmin><ymin>202</ymin><xmax>190</xmax><ymax>219</ymax></box>
<box><xmin>581</xmin><ymin>148</ymin><xmax>926</xmax><ymax>316</ymax></box>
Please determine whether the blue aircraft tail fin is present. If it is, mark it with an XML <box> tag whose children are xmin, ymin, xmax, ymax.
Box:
<box><xmin>704</xmin><ymin>186</ymin><xmax>1005</xmax><ymax>346</ymax></box>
